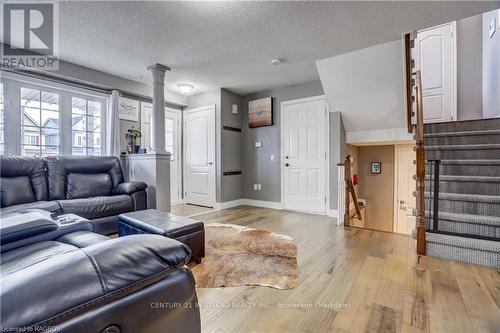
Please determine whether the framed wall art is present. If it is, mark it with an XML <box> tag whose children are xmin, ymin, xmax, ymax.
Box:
<box><xmin>248</xmin><ymin>97</ymin><xmax>273</xmax><ymax>128</ymax></box>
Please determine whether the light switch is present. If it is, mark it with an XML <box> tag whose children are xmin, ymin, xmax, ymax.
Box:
<box><xmin>255</xmin><ymin>141</ymin><xmax>262</xmax><ymax>148</ymax></box>
<box><xmin>257</xmin><ymin>184</ymin><xmax>262</xmax><ymax>190</ymax></box>
<box><xmin>232</xmin><ymin>104</ymin><xmax>238</xmax><ymax>114</ymax></box>
<box><xmin>270</xmin><ymin>154</ymin><xmax>275</xmax><ymax>161</ymax></box>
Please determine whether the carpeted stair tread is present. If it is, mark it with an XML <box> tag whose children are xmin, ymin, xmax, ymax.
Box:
<box><xmin>424</xmin><ymin>118</ymin><xmax>500</xmax><ymax>134</ymax></box>
<box><xmin>424</xmin><ymin>129</ymin><xmax>500</xmax><ymax>138</ymax></box>
<box><xmin>422</xmin><ymin>119</ymin><xmax>500</xmax><ymax>267</ymax></box>
<box><xmin>424</xmin><ymin>175</ymin><xmax>500</xmax><ymax>183</ymax></box>
<box><xmin>424</xmin><ymin>191</ymin><xmax>500</xmax><ymax>203</ymax></box>
<box><xmin>426</xmin><ymin>159</ymin><xmax>500</xmax><ymax>165</ymax></box>
<box><xmin>425</xmin><ymin>211</ymin><xmax>500</xmax><ymax>227</ymax></box>
<box><xmin>426</xmin><ymin>143</ymin><xmax>500</xmax><ymax>151</ymax></box>
<box><xmin>425</xmin><ymin>232</ymin><xmax>500</xmax><ymax>268</ymax></box>
<box><xmin>425</xmin><ymin>232</ymin><xmax>500</xmax><ymax>252</ymax></box>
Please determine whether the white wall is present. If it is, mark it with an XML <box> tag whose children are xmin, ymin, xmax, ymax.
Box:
<box><xmin>317</xmin><ymin>40</ymin><xmax>411</xmax><ymax>143</ymax></box>
<box><xmin>483</xmin><ymin>9</ymin><xmax>500</xmax><ymax>118</ymax></box>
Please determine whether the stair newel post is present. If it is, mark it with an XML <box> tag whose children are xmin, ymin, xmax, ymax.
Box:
<box><xmin>344</xmin><ymin>155</ymin><xmax>352</xmax><ymax>226</ymax></box>
<box><xmin>415</xmin><ymin>71</ymin><xmax>426</xmax><ymax>255</ymax></box>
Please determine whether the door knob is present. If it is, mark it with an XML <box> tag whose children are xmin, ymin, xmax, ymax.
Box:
<box><xmin>285</xmin><ymin>163</ymin><xmax>290</xmax><ymax>167</ymax></box>
<box><xmin>208</xmin><ymin>162</ymin><xmax>213</xmax><ymax>165</ymax></box>
<box><xmin>399</xmin><ymin>200</ymin><xmax>405</xmax><ymax>204</ymax></box>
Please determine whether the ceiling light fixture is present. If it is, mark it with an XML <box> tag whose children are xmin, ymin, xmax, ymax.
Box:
<box><xmin>271</xmin><ymin>58</ymin><xmax>282</xmax><ymax>65</ymax></box>
<box><xmin>177</xmin><ymin>83</ymin><xmax>194</xmax><ymax>94</ymax></box>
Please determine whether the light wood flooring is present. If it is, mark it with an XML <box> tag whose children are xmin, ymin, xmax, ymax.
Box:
<box><xmin>171</xmin><ymin>203</ymin><xmax>215</xmax><ymax>217</ymax></box>
<box><xmin>194</xmin><ymin>205</ymin><xmax>500</xmax><ymax>333</ymax></box>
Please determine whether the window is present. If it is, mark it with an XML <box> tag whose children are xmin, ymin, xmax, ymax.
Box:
<box><xmin>72</xmin><ymin>97</ymin><xmax>102</xmax><ymax>156</ymax></box>
<box><xmin>21</xmin><ymin>87</ymin><xmax>60</xmax><ymax>157</ymax></box>
<box><xmin>1</xmin><ymin>72</ymin><xmax>107</xmax><ymax>156</ymax></box>
<box><xmin>0</xmin><ymin>83</ymin><xmax>4</xmax><ymax>154</ymax></box>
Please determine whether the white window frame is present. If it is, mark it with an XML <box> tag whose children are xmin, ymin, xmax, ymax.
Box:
<box><xmin>0</xmin><ymin>71</ymin><xmax>108</xmax><ymax>156</ymax></box>
<box><xmin>69</xmin><ymin>93</ymin><xmax>106</xmax><ymax>156</ymax></box>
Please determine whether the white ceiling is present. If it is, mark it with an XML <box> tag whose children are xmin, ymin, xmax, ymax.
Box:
<box><xmin>55</xmin><ymin>1</ymin><xmax>498</xmax><ymax>96</ymax></box>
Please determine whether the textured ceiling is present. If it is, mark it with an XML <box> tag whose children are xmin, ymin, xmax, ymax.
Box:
<box><xmin>54</xmin><ymin>1</ymin><xmax>498</xmax><ymax>96</ymax></box>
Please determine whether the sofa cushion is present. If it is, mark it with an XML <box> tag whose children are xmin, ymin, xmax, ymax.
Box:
<box><xmin>57</xmin><ymin>195</ymin><xmax>133</xmax><ymax>219</ymax></box>
<box><xmin>0</xmin><ymin>241</ymin><xmax>78</xmax><ymax>275</ymax></box>
<box><xmin>0</xmin><ymin>155</ymin><xmax>48</xmax><ymax>204</ymax></box>
<box><xmin>44</xmin><ymin>156</ymin><xmax>124</xmax><ymax>200</ymax></box>
<box><xmin>67</xmin><ymin>173</ymin><xmax>113</xmax><ymax>199</ymax></box>
<box><xmin>0</xmin><ymin>200</ymin><xmax>61</xmax><ymax>216</ymax></box>
<box><xmin>0</xmin><ymin>176</ymin><xmax>35</xmax><ymax>207</ymax></box>
<box><xmin>57</xmin><ymin>231</ymin><xmax>109</xmax><ymax>248</ymax></box>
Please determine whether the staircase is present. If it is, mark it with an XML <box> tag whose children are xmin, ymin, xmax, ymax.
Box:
<box><xmin>422</xmin><ymin>118</ymin><xmax>500</xmax><ymax>268</ymax></box>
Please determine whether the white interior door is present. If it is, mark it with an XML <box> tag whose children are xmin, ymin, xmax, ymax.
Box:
<box><xmin>282</xmin><ymin>97</ymin><xmax>327</xmax><ymax>214</ymax></box>
<box><xmin>140</xmin><ymin>103</ymin><xmax>181</xmax><ymax>205</ymax></box>
<box><xmin>184</xmin><ymin>105</ymin><xmax>215</xmax><ymax>207</ymax></box>
<box><xmin>395</xmin><ymin>145</ymin><xmax>416</xmax><ymax>235</ymax></box>
<box><xmin>165</xmin><ymin>108</ymin><xmax>181</xmax><ymax>205</ymax></box>
<box><xmin>415</xmin><ymin>22</ymin><xmax>456</xmax><ymax>123</ymax></box>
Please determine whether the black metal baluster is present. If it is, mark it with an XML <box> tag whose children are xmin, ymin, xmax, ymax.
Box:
<box><xmin>432</xmin><ymin>160</ymin><xmax>440</xmax><ymax>231</ymax></box>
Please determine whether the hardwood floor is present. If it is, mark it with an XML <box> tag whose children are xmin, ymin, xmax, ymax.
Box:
<box><xmin>194</xmin><ymin>205</ymin><xmax>500</xmax><ymax>333</ymax></box>
<box><xmin>171</xmin><ymin>203</ymin><xmax>215</xmax><ymax>217</ymax></box>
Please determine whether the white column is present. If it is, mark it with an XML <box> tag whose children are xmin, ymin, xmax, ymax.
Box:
<box><xmin>147</xmin><ymin>63</ymin><xmax>170</xmax><ymax>153</ymax></box>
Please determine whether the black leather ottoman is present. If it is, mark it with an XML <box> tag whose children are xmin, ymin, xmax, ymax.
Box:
<box><xmin>118</xmin><ymin>209</ymin><xmax>205</xmax><ymax>263</ymax></box>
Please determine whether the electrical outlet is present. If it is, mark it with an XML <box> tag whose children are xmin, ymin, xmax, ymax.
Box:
<box><xmin>255</xmin><ymin>141</ymin><xmax>262</xmax><ymax>148</ymax></box>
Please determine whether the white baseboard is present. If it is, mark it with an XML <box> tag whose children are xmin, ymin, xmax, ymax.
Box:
<box><xmin>243</xmin><ymin>199</ymin><xmax>282</xmax><ymax>210</ymax></box>
<box><xmin>216</xmin><ymin>198</ymin><xmax>282</xmax><ymax>210</ymax></box>
<box><xmin>216</xmin><ymin>199</ymin><xmax>247</xmax><ymax>210</ymax></box>
<box><xmin>327</xmin><ymin>209</ymin><xmax>338</xmax><ymax>218</ymax></box>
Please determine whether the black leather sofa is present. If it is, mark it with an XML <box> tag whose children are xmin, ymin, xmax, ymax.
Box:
<box><xmin>0</xmin><ymin>210</ymin><xmax>201</xmax><ymax>332</ymax></box>
<box><xmin>0</xmin><ymin>155</ymin><xmax>147</xmax><ymax>234</ymax></box>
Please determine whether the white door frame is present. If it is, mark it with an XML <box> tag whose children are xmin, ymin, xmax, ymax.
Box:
<box><xmin>280</xmin><ymin>95</ymin><xmax>329</xmax><ymax>215</ymax></box>
<box><xmin>140</xmin><ymin>102</ymin><xmax>182</xmax><ymax>205</ymax></box>
<box><xmin>416</xmin><ymin>21</ymin><xmax>457</xmax><ymax>122</ymax></box>
<box><xmin>183</xmin><ymin>104</ymin><xmax>216</xmax><ymax>207</ymax></box>
<box><xmin>393</xmin><ymin>144</ymin><xmax>416</xmax><ymax>234</ymax></box>
<box><xmin>165</xmin><ymin>107</ymin><xmax>182</xmax><ymax>205</ymax></box>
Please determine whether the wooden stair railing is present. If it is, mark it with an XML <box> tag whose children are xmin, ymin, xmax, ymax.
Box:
<box><xmin>338</xmin><ymin>155</ymin><xmax>362</xmax><ymax>226</ymax></box>
<box><xmin>403</xmin><ymin>31</ymin><xmax>426</xmax><ymax>255</ymax></box>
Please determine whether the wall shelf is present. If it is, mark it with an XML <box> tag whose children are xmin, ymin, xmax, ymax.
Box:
<box><xmin>223</xmin><ymin>170</ymin><xmax>242</xmax><ymax>176</ymax></box>
<box><xmin>223</xmin><ymin>125</ymin><xmax>242</xmax><ymax>132</ymax></box>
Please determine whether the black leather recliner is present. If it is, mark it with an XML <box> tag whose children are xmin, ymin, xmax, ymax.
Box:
<box><xmin>0</xmin><ymin>210</ymin><xmax>201</xmax><ymax>332</ymax></box>
<box><xmin>0</xmin><ymin>155</ymin><xmax>147</xmax><ymax>234</ymax></box>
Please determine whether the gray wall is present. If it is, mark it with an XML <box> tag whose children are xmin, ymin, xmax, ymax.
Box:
<box><xmin>483</xmin><ymin>9</ymin><xmax>500</xmax><ymax>118</ymax></box>
<box><xmin>241</xmin><ymin>80</ymin><xmax>325</xmax><ymax>203</ymax></box>
<box><xmin>329</xmin><ymin>112</ymin><xmax>345</xmax><ymax>209</ymax></box>
<box><xmin>220</xmin><ymin>89</ymin><xmax>243</xmax><ymax>202</ymax></box>
<box><xmin>457</xmin><ymin>14</ymin><xmax>483</xmax><ymax>120</ymax></box>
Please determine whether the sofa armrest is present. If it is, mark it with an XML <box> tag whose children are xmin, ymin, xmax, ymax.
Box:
<box><xmin>0</xmin><ymin>212</ymin><xmax>58</xmax><ymax>245</ymax></box>
<box><xmin>112</xmin><ymin>181</ymin><xmax>147</xmax><ymax>195</ymax></box>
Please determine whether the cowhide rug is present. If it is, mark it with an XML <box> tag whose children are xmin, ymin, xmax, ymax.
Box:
<box><xmin>189</xmin><ymin>223</ymin><xmax>298</xmax><ymax>289</ymax></box>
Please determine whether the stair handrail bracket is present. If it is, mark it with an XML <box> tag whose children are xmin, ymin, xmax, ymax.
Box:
<box><xmin>404</xmin><ymin>30</ymin><xmax>426</xmax><ymax>256</ymax></box>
